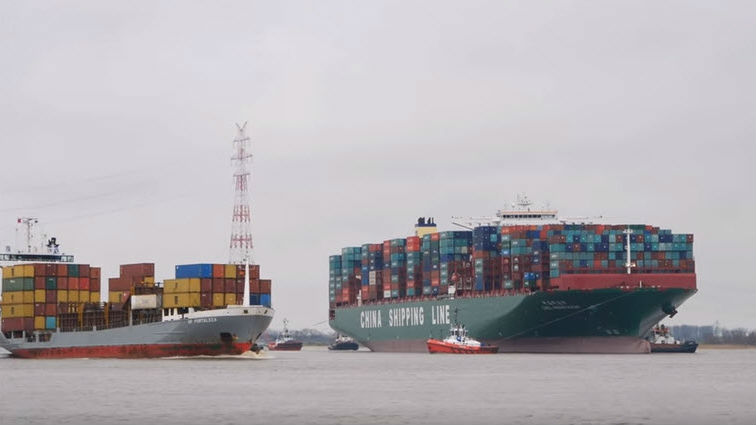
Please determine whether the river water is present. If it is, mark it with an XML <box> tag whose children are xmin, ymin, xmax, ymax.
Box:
<box><xmin>0</xmin><ymin>348</ymin><xmax>753</xmax><ymax>425</ymax></box>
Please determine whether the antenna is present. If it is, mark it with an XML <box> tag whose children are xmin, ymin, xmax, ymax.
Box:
<box><xmin>229</xmin><ymin>122</ymin><xmax>254</xmax><ymax>264</ymax></box>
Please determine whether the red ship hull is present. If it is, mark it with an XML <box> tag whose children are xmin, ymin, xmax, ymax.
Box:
<box><xmin>9</xmin><ymin>342</ymin><xmax>252</xmax><ymax>359</ymax></box>
<box><xmin>426</xmin><ymin>339</ymin><xmax>499</xmax><ymax>354</ymax></box>
<box><xmin>267</xmin><ymin>341</ymin><xmax>303</xmax><ymax>351</ymax></box>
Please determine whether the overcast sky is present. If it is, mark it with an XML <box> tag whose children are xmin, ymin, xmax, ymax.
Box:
<box><xmin>1</xmin><ymin>1</ymin><xmax>754</xmax><ymax>330</ymax></box>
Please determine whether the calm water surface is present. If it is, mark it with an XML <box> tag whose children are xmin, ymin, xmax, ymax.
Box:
<box><xmin>0</xmin><ymin>348</ymin><xmax>754</xmax><ymax>425</ymax></box>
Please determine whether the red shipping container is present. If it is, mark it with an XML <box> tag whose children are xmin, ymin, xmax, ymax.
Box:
<box><xmin>90</xmin><ymin>278</ymin><xmax>100</xmax><ymax>292</ymax></box>
<box><xmin>34</xmin><ymin>277</ymin><xmax>45</xmax><ymax>290</ymax></box>
<box><xmin>200</xmin><ymin>292</ymin><xmax>212</xmax><ymax>308</ymax></box>
<box><xmin>260</xmin><ymin>279</ymin><xmax>271</xmax><ymax>294</ymax></box>
<box><xmin>213</xmin><ymin>264</ymin><xmax>224</xmax><ymax>278</ymax></box>
<box><xmin>109</xmin><ymin>277</ymin><xmax>129</xmax><ymax>291</ymax></box>
<box><xmin>69</xmin><ymin>277</ymin><xmax>79</xmax><ymax>290</ymax></box>
<box><xmin>249</xmin><ymin>265</ymin><xmax>260</xmax><ymax>280</ymax></box>
<box><xmin>250</xmin><ymin>280</ymin><xmax>260</xmax><ymax>293</ymax></box>
<box><xmin>44</xmin><ymin>263</ymin><xmax>56</xmax><ymax>276</ymax></box>
<box><xmin>45</xmin><ymin>291</ymin><xmax>57</xmax><ymax>304</ymax></box>
<box><xmin>212</xmin><ymin>279</ymin><xmax>224</xmax><ymax>293</ymax></box>
<box><xmin>79</xmin><ymin>264</ymin><xmax>90</xmax><ymax>278</ymax></box>
<box><xmin>200</xmin><ymin>278</ymin><xmax>212</xmax><ymax>293</ymax></box>
<box><xmin>90</xmin><ymin>267</ymin><xmax>101</xmax><ymax>279</ymax></box>
<box><xmin>120</xmin><ymin>263</ymin><xmax>154</xmax><ymax>278</ymax></box>
<box><xmin>33</xmin><ymin>263</ymin><xmax>46</xmax><ymax>277</ymax></box>
<box><xmin>235</xmin><ymin>279</ymin><xmax>244</xmax><ymax>293</ymax></box>
<box><xmin>45</xmin><ymin>303</ymin><xmax>56</xmax><ymax>316</ymax></box>
<box><xmin>57</xmin><ymin>264</ymin><xmax>67</xmax><ymax>277</ymax></box>
<box><xmin>57</xmin><ymin>277</ymin><xmax>68</xmax><ymax>290</ymax></box>
<box><xmin>236</xmin><ymin>265</ymin><xmax>246</xmax><ymax>278</ymax></box>
<box><xmin>224</xmin><ymin>279</ymin><xmax>235</xmax><ymax>293</ymax></box>
<box><xmin>2</xmin><ymin>317</ymin><xmax>34</xmax><ymax>332</ymax></box>
<box><xmin>79</xmin><ymin>277</ymin><xmax>90</xmax><ymax>291</ymax></box>
<box><xmin>34</xmin><ymin>303</ymin><xmax>45</xmax><ymax>316</ymax></box>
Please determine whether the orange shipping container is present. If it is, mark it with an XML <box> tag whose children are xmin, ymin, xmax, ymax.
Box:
<box><xmin>213</xmin><ymin>264</ymin><xmax>224</xmax><ymax>278</ymax></box>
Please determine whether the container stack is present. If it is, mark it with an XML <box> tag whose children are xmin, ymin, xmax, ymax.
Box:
<box><xmin>328</xmin><ymin>255</ymin><xmax>341</xmax><ymax>304</ymax></box>
<box><xmin>171</xmin><ymin>263</ymin><xmax>271</xmax><ymax>309</ymax></box>
<box><xmin>339</xmin><ymin>248</ymin><xmax>361</xmax><ymax>304</ymax></box>
<box><xmin>472</xmin><ymin>227</ymin><xmax>501</xmax><ymax>291</ymax></box>
<box><xmin>1</xmin><ymin>263</ymin><xmax>101</xmax><ymax>333</ymax></box>
<box><xmin>331</xmin><ymin>223</ymin><xmax>694</xmax><ymax>305</ymax></box>
<box><xmin>420</xmin><ymin>233</ymin><xmax>440</xmax><ymax>295</ymax></box>
<box><xmin>108</xmin><ymin>263</ymin><xmax>155</xmax><ymax>308</ymax></box>
<box><xmin>359</xmin><ymin>244</ymin><xmax>383</xmax><ymax>301</ymax></box>
<box><xmin>440</xmin><ymin>231</ymin><xmax>473</xmax><ymax>293</ymax></box>
<box><xmin>405</xmin><ymin>236</ymin><xmax>422</xmax><ymax>297</ymax></box>
<box><xmin>382</xmin><ymin>239</ymin><xmax>406</xmax><ymax>299</ymax></box>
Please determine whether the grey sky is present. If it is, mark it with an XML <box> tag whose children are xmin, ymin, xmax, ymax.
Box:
<box><xmin>1</xmin><ymin>1</ymin><xmax>754</xmax><ymax>329</ymax></box>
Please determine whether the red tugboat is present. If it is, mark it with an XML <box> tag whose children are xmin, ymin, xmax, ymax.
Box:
<box><xmin>267</xmin><ymin>319</ymin><xmax>303</xmax><ymax>351</ymax></box>
<box><xmin>427</xmin><ymin>323</ymin><xmax>498</xmax><ymax>354</ymax></box>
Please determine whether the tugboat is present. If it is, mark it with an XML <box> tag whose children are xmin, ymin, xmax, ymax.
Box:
<box><xmin>427</xmin><ymin>323</ymin><xmax>498</xmax><ymax>354</ymax></box>
<box><xmin>329</xmin><ymin>334</ymin><xmax>359</xmax><ymax>351</ymax></box>
<box><xmin>267</xmin><ymin>319</ymin><xmax>303</xmax><ymax>351</ymax></box>
<box><xmin>649</xmin><ymin>324</ymin><xmax>698</xmax><ymax>353</ymax></box>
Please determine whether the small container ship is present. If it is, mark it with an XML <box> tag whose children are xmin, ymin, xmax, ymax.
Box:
<box><xmin>0</xmin><ymin>220</ymin><xmax>274</xmax><ymax>359</ymax></box>
<box><xmin>328</xmin><ymin>196</ymin><xmax>697</xmax><ymax>354</ymax></box>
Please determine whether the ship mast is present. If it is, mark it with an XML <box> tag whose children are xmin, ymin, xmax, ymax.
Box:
<box><xmin>624</xmin><ymin>228</ymin><xmax>634</xmax><ymax>274</ymax></box>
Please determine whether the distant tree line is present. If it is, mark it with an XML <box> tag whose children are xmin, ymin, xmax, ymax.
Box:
<box><xmin>670</xmin><ymin>325</ymin><xmax>756</xmax><ymax>345</ymax></box>
<box><xmin>262</xmin><ymin>328</ymin><xmax>336</xmax><ymax>345</ymax></box>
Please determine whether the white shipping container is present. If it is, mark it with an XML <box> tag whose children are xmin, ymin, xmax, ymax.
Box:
<box><xmin>131</xmin><ymin>294</ymin><xmax>158</xmax><ymax>310</ymax></box>
<box><xmin>383</xmin><ymin>290</ymin><xmax>391</xmax><ymax>298</ymax></box>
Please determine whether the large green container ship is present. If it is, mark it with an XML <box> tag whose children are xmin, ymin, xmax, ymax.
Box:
<box><xmin>328</xmin><ymin>198</ymin><xmax>697</xmax><ymax>353</ymax></box>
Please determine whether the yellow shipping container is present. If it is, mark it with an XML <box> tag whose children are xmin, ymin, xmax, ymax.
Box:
<box><xmin>90</xmin><ymin>292</ymin><xmax>100</xmax><ymax>303</ymax></box>
<box><xmin>4</xmin><ymin>303</ymin><xmax>33</xmax><ymax>318</ymax></box>
<box><xmin>23</xmin><ymin>290</ymin><xmax>34</xmax><ymax>304</ymax></box>
<box><xmin>2</xmin><ymin>265</ymin><xmax>15</xmax><ymax>277</ymax></box>
<box><xmin>164</xmin><ymin>279</ymin><xmax>189</xmax><ymax>294</ymax></box>
<box><xmin>21</xmin><ymin>264</ymin><xmax>34</xmax><ymax>277</ymax></box>
<box><xmin>224</xmin><ymin>264</ymin><xmax>236</xmax><ymax>279</ymax></box>
<box><xmin>164</xmin><ymin>292</ymin><xmax>201</xmax><ymax>308</ymax></box>
<box><xmin>79</xmin><ymin>291</ymin><xmax>89</xmax><ymax>303</ymax></box>
<box><xmin>144</xmin><ymin>276</ymin><xmax>155</xmax><ymax>284</ymax></box>
<box><xmin>189</xmin><ymin>278</ymin><xmax>200</xmax><ymax>293</ymax></box>
<box><xmin>2</xmin><ymin>291</ymin><xmax>23</xmax><ymax>304</ymax></box>
<box><xmin>69</xmin><ymin>290</ymin><xmax>79</xmax><ymax>303</ymax></box>
<box><xmin>212</xmin><ymin>293</ymin><xmax>225</xmax><ymax>307</ymax></box>
<box><xmin>34</xmin><ymin>316</ymin><xmax>45</xmax><ymax>330</ymax></box>
<box><xmin>224</xmin><ymin>293</ymin><xmax>237</xmax><ymax>305</ymax></box>
<box><xmin>108</xmin><ymin>291</ymin><xmax>125</xmax><ymax>304</ymax></box>
<box><xmin>34</xmin><ymin>289</ymin><xmax>46</xmax><ymax>303</ymax></box>
<box><xmin>58</xmin><ymin>290</ymin><xmax>68</xmax><ymax>303</ymax></box>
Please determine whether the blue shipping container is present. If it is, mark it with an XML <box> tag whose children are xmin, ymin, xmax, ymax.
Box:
<box><xmin>45</xmin><ymin>316</ymin><xmax>56</xmax><ymax>329</ymax></box>
<box><xmin>260</xmin><ymin>293</ymin><xmax>272</xmax><ymax>307</ymax></box>
<box><xmin>175</xmin><ymin>263</ymin><xmax>214</xmax><ymax>279</ymax></box>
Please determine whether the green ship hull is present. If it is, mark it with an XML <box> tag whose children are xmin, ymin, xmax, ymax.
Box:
<box><xmin>329</xmin><ymin>288</ymin><xmax>696</xmax><ymax>353</ymax></box>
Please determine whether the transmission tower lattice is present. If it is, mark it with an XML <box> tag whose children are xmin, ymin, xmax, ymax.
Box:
<box><xmin>229</xmin><ymin>122</ymin><xmax>253</xmax><ymax>264</ymax></box>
